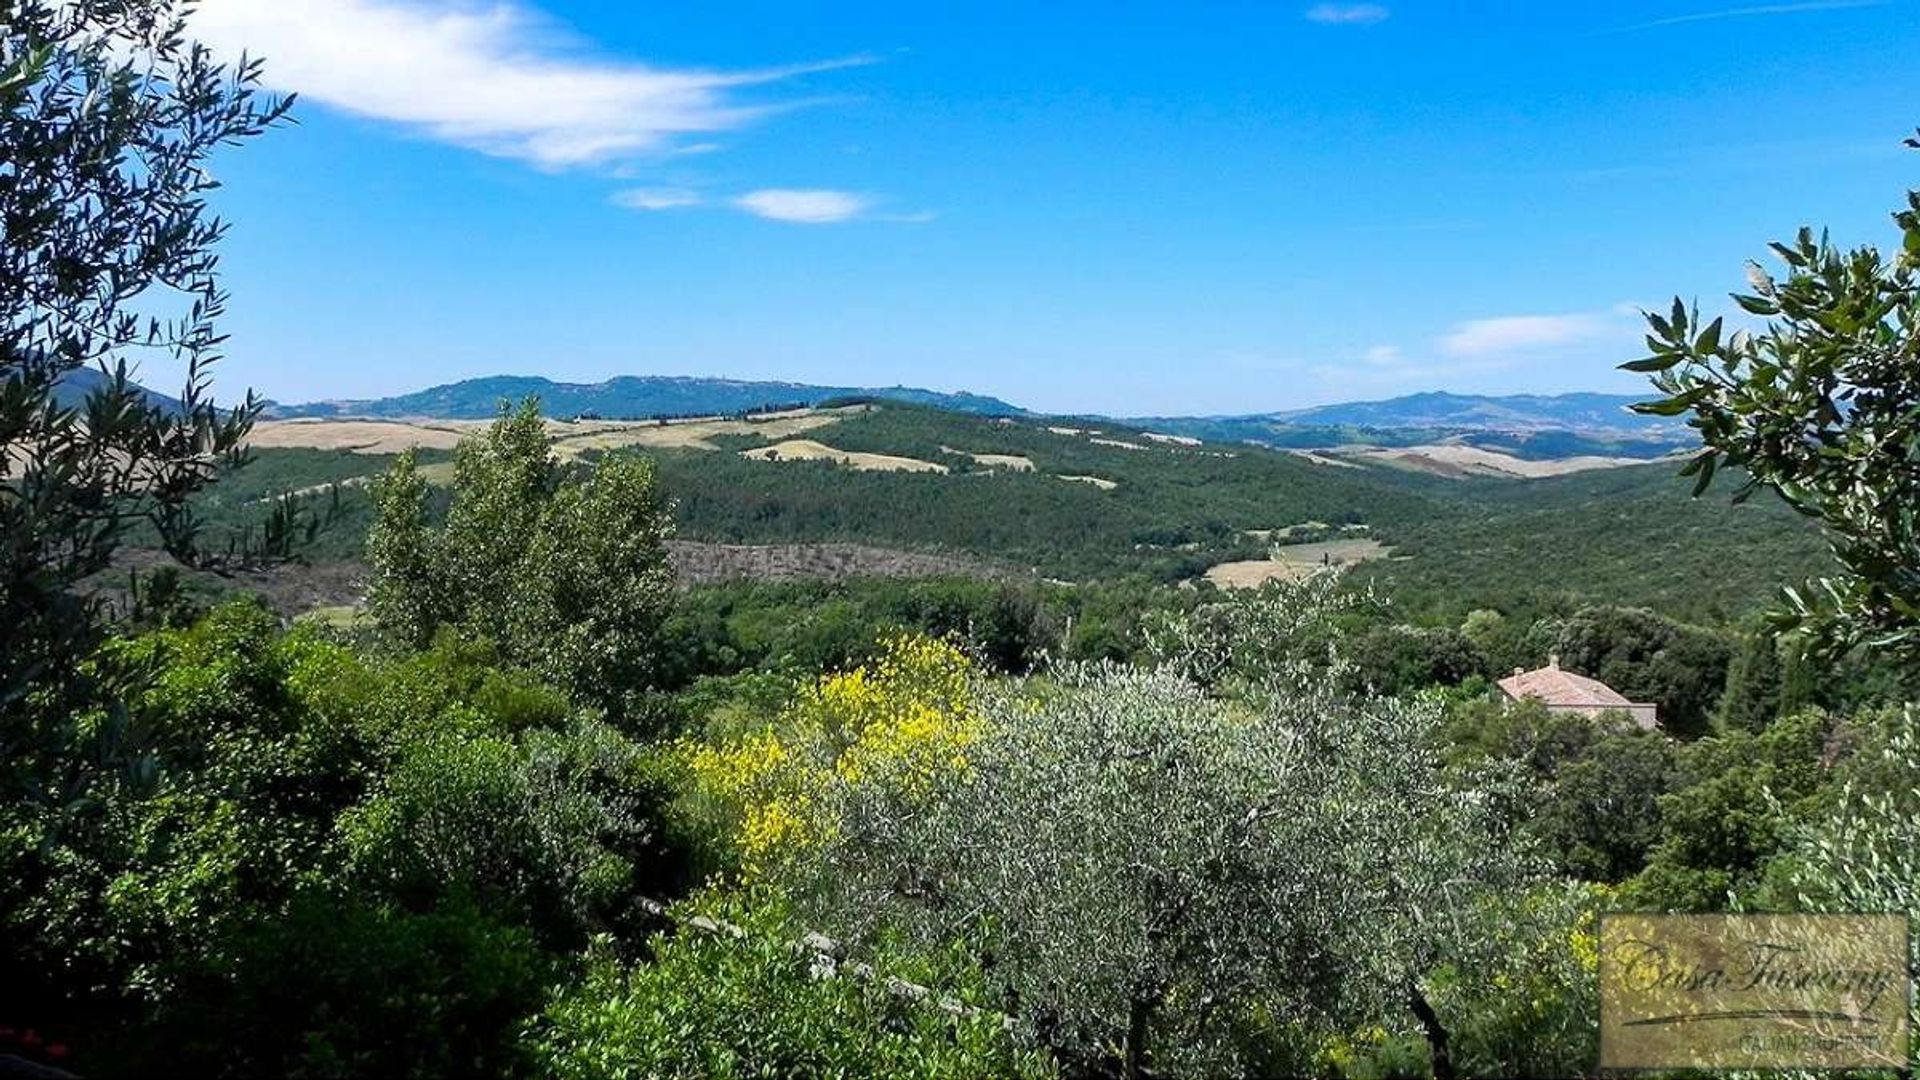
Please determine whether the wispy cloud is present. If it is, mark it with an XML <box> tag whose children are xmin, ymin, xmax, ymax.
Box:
<box><xmin>612</xmin><ymin>188</ymin><xmax>702</xmax><ymax>211</ymax></box>
<box><xmin>1440</xmin><ymin>314</ymin><xmax>1599</xmax><ymax>358</ymax></box>
<box><xmin>612</xmin><ymin>185</ymin><xmax>931</xmax><ymax>224</ymax></box>
<box><xmin>1307</xmin><ymin>306</ymin><xmax>1651</xmax><ymax>395</ymax></box>
<box><xmin>1307</xmin><ymin>342</ymin><xmax>1460</xmax><ymax>391</ymax></box>
<box><xmin>733</xmin><ymin>189</ymin><xmax>871</xmax><ymax>224</ymax></box>
<box><xmin>190</xmin><ymin>0</ymin><xmax>866</xmax><ymax>169</ymax></box>
<box><xmin>1303</xmin><ymin>4</ymin><xmax>1391</xmax><ymax>25</ymax></box>
<box><xmin>1437</xmin><ymin>312</ymin><xmax>1620</xmax><ymax>358</ymax></box>
<box><xmin>1618</xmin><ymin>0</ymin><xmax>1883</xmax><ymax>31</ymax></box>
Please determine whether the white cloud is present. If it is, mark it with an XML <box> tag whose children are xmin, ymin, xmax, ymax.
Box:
<box><xmin>189</xmin><ymin>0</ymin><xmax>863</xmax><ymax>168</ymax></box>
<box><xmin>1304</xmin><ymin>4</ymin><xmax>1391</xmax><ymax>25</ymax></box>
<box><xmin>612</xmin><ymin>188</ymin><xmax>701</xmax><ymax>211</ymax></box>
<box><xmin>1362</xmin><ymin>344</ymin><xmax>1403</xmax><ymax>366</ymax></box>
<box><xmin>733</xmin><ymin>189</ymin><xmax>870</xmax><ymax>224</ymax></box>
<box><xmin>1438</xmin><ymin>313</ymin><xmax>1615</xmax><ymax>358</ymax></box>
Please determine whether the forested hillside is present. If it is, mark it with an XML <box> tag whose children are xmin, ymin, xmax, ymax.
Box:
<box><xmin>180</xmin><ymin>400</ymin><xmax>1825</xmax><ymax>622</ymax></box>
<box><xmin>659</xmin><ymin>405</ymin><xmax>1449</xmax><ymax>581</ymax></box>
<box><xmin>1366</xmin><ymin>463</ymin><xmax>1831</xmax><ymax>625</ymax></box>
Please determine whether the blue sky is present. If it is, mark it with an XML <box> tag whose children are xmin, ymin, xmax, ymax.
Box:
<box><xmin>188</xmin><ymin>0</ymin><xmax>1918</xmax><ymax>415</ymax></box>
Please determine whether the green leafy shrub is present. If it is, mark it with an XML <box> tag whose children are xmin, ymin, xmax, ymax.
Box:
<box><xmin>1623</xmin><ymin>709</ymin><xmax>1838</xmax><ymax>910</ymax></box>
<box><xmin>1552</xmin><ymin>606</ymin><xmax>1733</xmax><ymax>737</ymax></box>
<box><xmin>1425</xmin><ymin>883</ymin><xmax>1603</xmax><ymax>1079</ymax></box>
<box><xmin>0</xmin><ymin>601</ymin><xmax>683</xmax><ymax>1075</ymax></box>
<box><xmin>527</xmin><ymin>899</ymin><xmax>1056</xmax><ymax>1080</ymax></box>
<box><xmin>1631</xmin><ymin>150</ymin><xmax>1920</xmax><ymax>659</ymax></box>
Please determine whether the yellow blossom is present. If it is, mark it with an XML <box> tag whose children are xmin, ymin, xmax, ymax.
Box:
<box><xmin>681</xmin><ymin>634</ymin><xmax>984</xmax><ymax>877</ymax></box>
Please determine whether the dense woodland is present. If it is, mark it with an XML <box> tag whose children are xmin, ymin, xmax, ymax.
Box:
<box><xmin>5</xmin><ymin>6</ymin><xmax>1920</xmax><ymax>1079</ymax></box>
<box><xmin>177</xmin><ymin>400</ymin><xmax>1831</xmax><ymax>622</ymax></box>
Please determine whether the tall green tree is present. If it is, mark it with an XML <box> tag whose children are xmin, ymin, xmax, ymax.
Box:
<box><xmin>368</xmin><ymin>401</ymin><xmax>677</xmax><ymax>718</ymax></box>
<box><xmin>1630</xmin><ymin>131</ymin><xmax>1920</xmax><ymax>658</ymax></box>
<box><xmin>1</xmin><ymin>0</ymin><xmax>291</xmax><ymax>801</ymax></box>
<box><xmin>1717</xmin><ymin>628</ymin><xmax>1785</xmax><ymax>733</ymax></box>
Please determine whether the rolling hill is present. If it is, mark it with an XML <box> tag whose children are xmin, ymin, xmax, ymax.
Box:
<box><xmin>187</xmin><ymin>399</ymin><xmax>1827</xmax><ymax>626</ymax></box>
<box><xmin>1275</xmin><ymin>391</ymin><xmax>1672</xmax><ymax>433</ymax></box>
<box><xmin>263</xmin><ymin>379</ymin><xmax>1699</xmax><ymax>460</ymax></box>
<box><xmin>54</xmin><ymin>365</ymin><xmax>184</xmax><ymax>413</ymax></box>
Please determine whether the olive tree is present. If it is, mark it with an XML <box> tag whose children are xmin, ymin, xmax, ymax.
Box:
<box><xmin>1630</xmin><ymin>131</ymin><xmax>1920</xmax><ymax>658</ymax></box>
<box><xmin>1774</xmin><ymin>708</ymin><xmax>1920</xmax><ymax>916</ymax></box>
<box><xmin>1761</xmin><ymin>707</ymin><xmax>1920</xmax><ymax>1080</ymax></box>
<box><xmin>1145</xmin><ymin>568</ymin><xmax>1373</xmax><ymax>702</ymax></box>
<box><xmin>800</xmin><ymin>659</ymin><xmax>1535</xmax><ymax>1079</ymax></box>
<box><xmin>1</xmin><ymin>1</ymin><xmax>291</xmax><ymax>799</ymax></box>
<box><xmin>367</xmin><ymin>401</ymin><xmax>677</xmax><ymax>718</ymax></box>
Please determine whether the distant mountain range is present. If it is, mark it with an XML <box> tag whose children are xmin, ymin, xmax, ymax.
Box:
<box><xmin>1126</xmin><ymin>391</ymin><xmax>1690</xmax><ymax>459</ymax></box>
<box><xmin>266</xmin><ymin>375</ymin><xmax>1025</xmax><ymax>421</ymax></box>
<box><xmin>206</xmin><ymin>373</ymin><xmax>1692</xmax><ymax>460</ymax></box>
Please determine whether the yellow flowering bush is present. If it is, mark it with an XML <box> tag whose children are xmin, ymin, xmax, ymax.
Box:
<box><xmin>683</xmin><ymin>635</ymin><xmax>983</xmax><ymax>876</ymax></box>
<box><xmin>1421</xmin><ymin>882</ymin><xmax>1608</xmax><ymax>1079</ymax></box>
<box><xmin>684</xmin><ymin>727</ymin><xmax>826</xmax><ymax>864</ymax></box>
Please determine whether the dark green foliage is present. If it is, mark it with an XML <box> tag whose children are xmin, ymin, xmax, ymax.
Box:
<box><xmin>1622</xmin><ymin>710</ymin><xmax>1838</xmax><ymax>910</ymax></box>
<box><xmin>1717</xmin><ymin>628</ymin><xmax>1786</xmax><ymax>732</ymax></box>
<box><xmin>1458</xmin><ymin>609</ymin><xmax>1536</xmax><ymax>677</ymax></box>
<box><xmin>1532</xmin><ymin>733</ymin><xmax>1679</xmax><ymax>883</ymax></box>
<box><xmin>147</xmin><ymin>896</ymin><xmax>549</xmax><ymax>1080</ymax></box>
<box><xmin>1421</xmin><ymin>884</ymin><xmax>1603</xmax><ymax>1080</ymax></box>
<box><xmin>178</xmin><ymin>446</ymin><xmax>452</xmax><ymax>562</ymax></box>
<box><xmin>1345</xmin><ymin>624</ymin><xmax>1488</xmax><ymax>696</ymax></box>
<box><xmin>1446</xmin><ymin>697</ymin><xmax>1681</xmax><ymax>882</ymax></box>
<box><xmin>1551</xmin><ymin>606</ymin><xmax>1733</xmax><ymax>737</ymax></box>
<box><xmin>1632</xmin><ymin>149</ymin><xmax>1920</xmax><ymax>658</ymax></box>
<box><xmin>0</xmin><ymin>602</ymin><xmax>685</xmax><ymax>1076</ymax></box>
<box><xmin>1362</xmin><ymin>463</ymin><xmax>1828</xmax><ymax>627</ymax></box>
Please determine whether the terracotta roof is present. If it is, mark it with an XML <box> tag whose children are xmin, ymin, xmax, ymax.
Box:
<box><xmin>1498</xmin><ymin>662</ymin><xmax>1638</xmax><ymax>709</ymax></box>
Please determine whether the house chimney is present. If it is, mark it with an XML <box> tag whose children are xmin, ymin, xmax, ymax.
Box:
<box><xmin>1548</xmin><ymin>653</ymin><xmax>1560</xmax><ymax>670</ymax></box>
<box><xmin>1513</xmin><ymin>666</ymin><xmax>1525</xmax><ymax>677</ymax></box>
